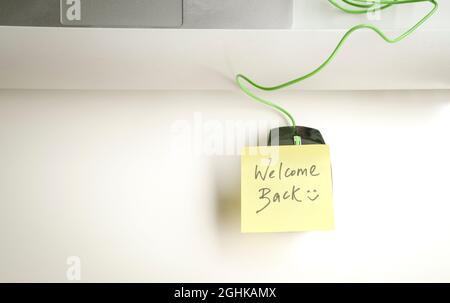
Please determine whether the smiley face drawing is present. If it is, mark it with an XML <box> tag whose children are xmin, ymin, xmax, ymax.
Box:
<box><xmin>307</xmin><ymin>189</ymin><xmax>319</xmax><ymax>201</ymax></box>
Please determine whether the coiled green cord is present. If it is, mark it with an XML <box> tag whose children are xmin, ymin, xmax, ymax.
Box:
<box><xmin>236</xmin><ymin>0</ymin><xmax>438</xmax><ymax>144</ymax></box>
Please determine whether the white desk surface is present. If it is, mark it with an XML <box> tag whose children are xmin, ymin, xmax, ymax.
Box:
<box><xmin>0</xmin><ymin>89</ymin><xmax>449</xmax><ymax>282</ymax></box>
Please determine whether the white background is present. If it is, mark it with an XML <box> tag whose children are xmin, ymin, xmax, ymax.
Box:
<box><xmin>0</xmin><ymin>0</ymin><xmax>449</xmax><ymax>282</ymax></box>
<box><xmin>0</xmin><ymin>89</ymin><xmax>449</xmax><ymax>282</ymax></box>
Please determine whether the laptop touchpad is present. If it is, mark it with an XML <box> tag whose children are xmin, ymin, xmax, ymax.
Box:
<box><xmin>60</xmin><ymin>0</ymin><xmax>183</xmax><ymax>28</ymax></box>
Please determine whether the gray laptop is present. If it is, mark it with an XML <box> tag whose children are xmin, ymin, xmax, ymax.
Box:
<box><xmin>0</xmin><ymin>0</ymin><xmax>293</xmax><ymax>29</ymax></box>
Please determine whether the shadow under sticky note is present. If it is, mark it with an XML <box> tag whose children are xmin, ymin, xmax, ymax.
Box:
<box><xmin>241</xmin><ymin>144</ymin><xmax>334</xmax><ymax>233</ymax></box>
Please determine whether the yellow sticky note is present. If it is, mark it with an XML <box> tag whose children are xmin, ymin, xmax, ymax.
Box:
<box><xmin>241</xmin><ymin>145</ymin><xmax>334</xmax><ymax>233</ymax></box>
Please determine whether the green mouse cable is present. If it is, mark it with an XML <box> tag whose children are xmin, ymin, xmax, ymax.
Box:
<box><xmin>235</xmin><ymin>0</ymin><xmax>439</xmax><ymax>145</ymax></box>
